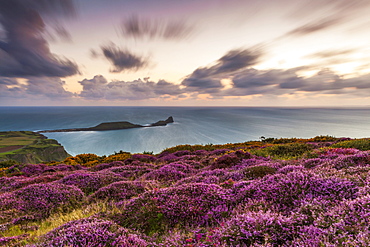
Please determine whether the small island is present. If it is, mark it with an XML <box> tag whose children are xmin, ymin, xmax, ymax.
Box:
<box><xmin>38</xmin><ymin>116</ymin><xmax>174</xmax><ymax>133</ymax></box>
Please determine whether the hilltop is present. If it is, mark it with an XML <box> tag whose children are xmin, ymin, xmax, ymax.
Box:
<box><xmin>0</xmin><ymin>131</ymin><xmax>70</xmax><ymax>166</ymax></box>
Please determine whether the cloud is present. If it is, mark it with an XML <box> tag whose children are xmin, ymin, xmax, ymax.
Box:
<box><xmin>26</xmin><ymin>77</ymin><xmax>74</xmax><ymax>98</ymax></box>
<box><xmin>0</xmin><ymin>76</ymin><xmax>74</xmax><ymax>99</ymax></box>
<box><xmin>307</xmin><ymin>49</ymin><xmax>357</xmax><ymax>59</ymax></box>
<box><xmin>79</xmin><ymin>75</ymin><xmax>183</xmax><ymax>100</ymax></box>
<box><xmin>287</xmin><ymin>17</ymin><xmax>345</xmax><ymax>37</ymax></box>
<box><xmin>0</xmin><ymin>0</ymin><xmax>79</xmax><ymax>77</ymax></box>
<box><xmin>181</xmin><ymin>47</ymin><xmax>263</xmax><ymax>93</ymax></box>
<box><xmin>0</xmin><ymin>77</ymin><xmax>19</xmax><ymax>85</ymax></box>
<box><xmin>120</xmin><ymin>15</ymin><xmax>193</xmax><ymax>41</ymax></box>
<box><xmin>100</xmin><ymin>44</ymin><xmax>149</xmax><ymax>73</ymax></box>
<box><xmin>288</xmin><ymin>0</ymin><xmax>370</xmax><ymax>19</ymax></box>
<box><xmin>182</xmin><ymin>47</ymin><xmax>370</xmax><ymax>98</ymax></box>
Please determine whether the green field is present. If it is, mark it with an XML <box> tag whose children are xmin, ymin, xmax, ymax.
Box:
<box><xmin>0</xmin><ymin>131</ymin><xmax>70</xmax><ymax>165</ymax></box>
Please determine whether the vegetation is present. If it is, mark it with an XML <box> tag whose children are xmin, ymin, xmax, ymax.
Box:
<box><xmin>0</xmin><ymin>132</ymin><xmax>70</xmax><ymax>165</ymax></box>
<box><xmin>1</xmin><ymin>136</ymin><xmax>370</xmax><ymax>246</ymax></box>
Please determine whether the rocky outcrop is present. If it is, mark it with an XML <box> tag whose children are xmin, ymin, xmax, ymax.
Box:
<box><xmin>6</xmin><ymin>145</ymin><xmax>70</xmax><ymax>164</ymax></box>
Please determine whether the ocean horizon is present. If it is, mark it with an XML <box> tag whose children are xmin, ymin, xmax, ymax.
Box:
<box><xmin>1</xmin><ymin>106</ymin><xmax>369</xmax><ymax>156</ymax></box>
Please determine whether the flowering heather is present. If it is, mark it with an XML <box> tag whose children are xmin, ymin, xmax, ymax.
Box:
<box><xmin>175</xmin><ymin>175</ymin><xmax>220</xmax><ymax>186</ymax></box>
<box><xmin>330</xmin><ymin>151</ymin><xmax>370</xmax><ymax>169</ymax></box>
<box><xmin>131</xmin><ymin>153</ymin><xmax>157</xmax><ymax>162</ymax></box>
<box><xmin>35</xmin><ymin>216</ymin><xmax>149</xmax><ymax>247</ymax></box>
<box><xmin>156</xmin><ymin>153</ymin><xmax>180</xmax><ymax>163</ymax></box>
<box><xmin>243</xmin><ymin>171</ymin><xmax>358</xmax><ymax>211</ymax></box>
<box><xmin>212</xmin><ymin>152</ymin><xmax>242</xmax><ymax>168</ymax></box>
<box><xmin>59</xmin><ymin>171</ymin><xmax>123</xmax><ymax>194</ymax></box>
<box><xmin>89</xmin><ymin>180</ymin><xmax>158</xmax><ymax>202</ymax></box>
<box><xmin>90</xmin><ymin>161</ymin><xmax>124</xmax><ymax>171</ymax></box>
<box><xmin>13</xmin><ymin>183</ymin><xmax>84</xmax><ymax>218</ymax></box>
<box><xmin>117</xmin><ymin>183</ymin><xmax>232</xmax><ymax>234</ymax></box>
<box><xmin>106</xmin><ymin>164</ymin><xmax>153</xmax><ymax>179</ymax></box>
<box><xmin>277</xmin><ymin>165</ymin><xmax>305</xmax><ymax>174</ymax></box>
<box><xmin>211</xmin><ymin>211</ymin><xmax>300</xmax><ymax>246</ymax></box>
<box><xmin>140</xmin><ymin>165</ymin><xmax>188</xmax><ymax>185</ymax></box>
<box><xmin>2</xmin><ymin>137</ymin><xmax>370</xmax><ymax>246</ymax></box>
<box><xmin>6</xmin><ymin>163</ymin><xmax>84</xmax><ymax>177</ymax></box>
<box><xmin>0</xmin><ymin>174</ymin><xmax>65</xmax><ymax>192</ymax></box>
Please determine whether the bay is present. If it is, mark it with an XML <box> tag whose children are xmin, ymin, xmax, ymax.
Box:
<box><xmin>0</xmin><ymin>106</ymin><xmax>369</xmax><ymax>156</ymax></box>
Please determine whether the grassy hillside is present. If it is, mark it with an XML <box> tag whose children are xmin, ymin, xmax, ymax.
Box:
<box><xmin>1</xmin><ymin>136</ymin><xmax>370</xmax><ymax>246</ymax></box>
<box><xmin>0</xmin><ymin>131</ymin><xmax>70</xmax><ymax>166</ymax></box>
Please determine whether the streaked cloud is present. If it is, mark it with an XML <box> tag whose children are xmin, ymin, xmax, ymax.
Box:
<box><xmin>0</xmin><ymin>0</ymin><xmax>79</xmax><ymax>77</ymax></box>
<box><xmin>287</xmin><ymin>16</ymin><xmax>345</xmax><ymax>37</ymax></box>
<box><xmin>181</xmin><ymin>48</ymin><xmax>263</xmax><ymax>93</ymax></box>
<box><xmin>120</xmin><ymin>15</ymin><xmax>193</xmax><ymax>41</ymax></box>
<box><xmin>93</xmin><ymin>43</ymin><xmax>149</xmax><ymax>73</ymax></box>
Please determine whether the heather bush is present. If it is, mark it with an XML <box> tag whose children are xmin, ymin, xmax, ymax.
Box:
<box><xmin>140</xmin><ymin>164</ymin><xmax>189</xmax><ymax>185</ymax></box>
<box><xmin>242</xmin><ymin>171</ymin><xmax>358</xmax><ymax>211</ymax></box>
<box><xmin>12</xmin><ymin>183</ymin><xmax>84</xmax><ymax>219</ymax></box>
<box><xmin>116</xmin><ymin>183</ymin><xmax>232</xmax><ymax>234</ymax></box>
<box><xmin>89</xmin><ymin>180</ymin><xmax>158</xmax><ymax>202</ymax></box>
<box><xmin>211</xmin><ymin>211</ymin><xmax>300</xmax><ymax>246</ymax></box>
<box><xmin>243</xmin><ymin>165</ymin><xmax>277</xmax><ymax>179</ymax></box>
<box><xmin>59</xmin><ymin>171</ymin><xmax>123</xmax><ymax>194</ymax></box>
<box><xmin>277</xmin><ymin>165</ymin><xmax>305</xmax><ymax>174</ymax></box>
<box><xmin>35</xmin><ymin>216</ymin><xmax>149</xmax><ymax>247</ymax></box>
<box><xmin>330</xmin><ymin>152</ymin><xmax>370</xmax><ymax>169</ymax></box>
<box><xmin>301</xmin><ymin>158</ymin><xmax>329</xmax><ymax>168</ymax></box>
<box><xmin>212</xmin><ymin>153</ymin><xmax>241</xmax><ymax>168</ymax></box>
<box><xmin>0</xmin><ymin>174</ymin><xmax>65</xmax><ymax>192</ymax></box>
<box><xmin>90</xmin><ymin>161</ymin><xmax>124</xmax><ymax>171</ymax></box>
<box><xmin>131</xmin><ymin>153</ymin><xmax>157</xmax><ymax>162</ymax></box>
<box><xmin>175</xmin><ymin>175</ymin><xmax>220</xmax><ymax>186</ymax></box>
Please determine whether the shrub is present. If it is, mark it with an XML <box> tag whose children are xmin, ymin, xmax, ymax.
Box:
<box><xmin>107</xmin><ymin>164</ymin><xmax>153</xmax><ymax>179</ymax></box>
<box><xmin>0</xmin><ymin>159</ymin><xmax>18</xmax><ymax>169</ymax></box>
<box><xmin>252</xmin><ymin>143</ymin><xmax>314</xmax><ymax>159</ymax></box>
<box><xmin>13</xmin><ymin>183</ymin><xmax>84</xmax><ymax>218</ymax></box>
<box><xmin>140</xmin><ymin>163</ymin><xmax>192</xmax><ymax>185</ymax></box>
<box><xmin>89</xmin><ymin>181</ymin><xmax>157</xmax><ymax>202</ymax></box>
<box><xmin>243</xmin><ymin>165</ymin><xmax>277</xmax><ymax>179</ymax></box>
<box><xmin>36</xmin><ymin>216</ymin><xmax>149</xmax><ymax>247</ymax></box>
<box><xmin>59</xmin><ymin>171</ymin><xmax>123</xmax><ymax>194</ymax></box>
<box><xmin>331</xmin><ymin>139</ymin><xmax>370</xmax><ymax>151</ymax></box>
<box><xmin>211</xmin><ymin>211</ymin><xmax>299</xmax><ymax>246</ymax></box>
<box><xmin>116</xmin><ymin>183</ymin><xmax>232</xmax><ymax>234</ymax></box>
<box><xmin>242</xmin><ymin>171</ymin><xmax>358</xmax><ymax>211</ymax></box>
<box><xmin>212</xmin><ymin>153</ymin><xmax>241</xmax><ymax>169</ymax></box>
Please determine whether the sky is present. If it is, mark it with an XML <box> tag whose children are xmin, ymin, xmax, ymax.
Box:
<box><xmin>1</xmin><ymin>0</ymin><xmax>370</xmax><ymax>106</ymax></box>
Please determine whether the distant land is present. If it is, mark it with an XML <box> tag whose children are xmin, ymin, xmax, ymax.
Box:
<box><xmin>38</xmin><ymin>116</ymin><xmax>174</xmax><ymax>133</ymax></box>
<box><xmin>0</xmin><ymin>131</ymin><xmax>70</xmax><ymax>164</ymax></box>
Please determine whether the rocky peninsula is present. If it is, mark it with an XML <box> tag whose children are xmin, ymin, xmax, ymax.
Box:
<box><xmin>38</xmin><ymin>116</ymin><xmax>174</xmax><ymax>133</ymax></box>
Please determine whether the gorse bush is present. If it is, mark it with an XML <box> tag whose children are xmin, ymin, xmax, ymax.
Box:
<box><xmin>331</xmin><ymin>138</ymin><xmax>370</xmax><ymax>151</ymax></box>
<box><xmin>252</xmin><ymin>143</ymin><xmax>314</xmax><ymax>159</ymax></box>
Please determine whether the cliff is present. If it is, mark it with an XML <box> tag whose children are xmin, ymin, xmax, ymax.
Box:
<box><xmin>0</xmin><ymin>131</ymin><xmax>70</xmax><ymax>165</ymax></box>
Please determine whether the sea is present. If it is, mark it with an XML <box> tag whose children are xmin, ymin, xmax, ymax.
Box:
<box><xmin>0</xmin><ymin>106</ymin><xmax>369</xmax><ymax>156</ymax></box>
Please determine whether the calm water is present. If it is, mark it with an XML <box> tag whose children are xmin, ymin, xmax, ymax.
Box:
<box><xmin>0</xmin><ymin>106</ymin><xmax>369</xmax><ymax>156</ymax></box>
